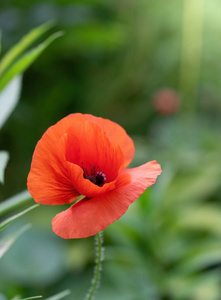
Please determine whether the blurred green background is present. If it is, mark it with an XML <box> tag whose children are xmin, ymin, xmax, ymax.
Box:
<box><xmin>1</xmin><ymin>0</ymin><xmax>221</xmax><ymax>299</ymax></box>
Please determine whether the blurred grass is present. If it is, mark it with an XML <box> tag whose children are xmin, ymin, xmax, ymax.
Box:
<box><xmin>1</xmin><ymin>0</ymin><xmax>221</xmax><ymax>299</ymax></box>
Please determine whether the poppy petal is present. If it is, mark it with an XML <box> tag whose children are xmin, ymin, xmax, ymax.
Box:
<box><xmin>51</xmin><ymin>113</ymin><xmax>134</xmax><ymax>168</ymax></box>
<box><xmin>64</xmin><ymin>120</ymin><xmax>124</xmax><ymax>197</ymax></box>
<box><xmin>67</xmin><ymin>162</ymin><xmax>117</xmax><ymax>199</ymax></box>
<box><xmin>52</xmin><ymin>160</ymin><xmax>162</xmax><ymax>238</ymax></box>
<box><xmin>27</xmin><ymin>115</ymin><xmax>125</xmax><ymax>204</ymax></box>
<box><xmin>84</xmin><ymin>114</ymin><xmax>135</xmax><ymax>168</ymax></box>
<box><xmin>27</xmin><ymin>128</ymin><xmax>80</xmax><ymax>205</ymax></box>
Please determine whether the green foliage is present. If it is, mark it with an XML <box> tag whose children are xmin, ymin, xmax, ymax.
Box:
<box><xmin>44</xmin><ymin>290</ymin><xmax>71</xmax><ymax>300</ymax></box>
<box><xmin>11</xmin><ymin>289</ymin><xmax>71</xmax><ymax>300</ymax></box>
<box><xmin>0</xmin><ymin>22</ymin><xmax>63</xmax><ymax>132</ymax></box>
<box><xmin>0</xmin><ymin>23</ymin><xmax>67</xmax><ymax>300</ymax></box>
<box><xmin>100</xmin><ymin>116</ymin><xmax>221</xmax><ymax>300</ymax></box>
<box><xmin>1</xmin><ymin>1</ymin><xmax>221</xmax><ymax>300</ymax></box>
<box><xmin>0</xmin><ymin>204</ymin><xmax>39</xmax><ymax>230</ymax></box>
<box><xmin>0</xmin><ymin>224</ymin><xmax>30</xmax><ymax>260</ymax></box>
<box><xmin>0</xmin><ymin>32</ymin><xmax>63</xmax><ymax>91</ymax></box>
<box><xmin>0</xmin><ymin>31</ymin><xmax>63</xmax><ymax>92</ymax></box>
<box><xmin>0</xmin><ymin>190</ymin><xmax>33</xmax><ymax>216</ymax></box>
<box><xmin>20</xmin><ymin>297</ymin><xmax>42</xmax><ymax>300</ymax></box>
<box><xmin>0</xmin><ymin>22</ymin><xmax>54</xmax><ymax>76</ymax></box>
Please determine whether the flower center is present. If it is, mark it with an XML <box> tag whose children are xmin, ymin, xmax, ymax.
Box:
<box><xmin>82</xmin><ymin>165</ymin><xmax>106</xmax><ymax>186</ymax></box>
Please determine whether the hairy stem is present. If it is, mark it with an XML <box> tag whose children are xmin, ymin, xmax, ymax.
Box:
<box><xmin>86</xmin><ymin>231</ymin><xmax>104</xmax><ymax>300</ymax></box>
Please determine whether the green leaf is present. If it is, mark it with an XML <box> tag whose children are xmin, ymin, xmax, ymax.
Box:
<box><xmin>21</xmin><ymin>296</ymin><xmax>42</xmax><ymax>300</ymax></box>
<box><xmin>0</xmin><ymin>224</ymin><xmax>30</xmax><ymax>259</ymax></box>
<box><xmin>176</xmin><ymin>205</ymin><xmax>221</xmax><ymax>235</ymax></box>
<box><xmin>11</xmin><ymin>291</ymin><xmax>71</xmax><ymax>300</ymax></box>
<box><xmin>167</xmin><ymin>271</ymin><xmax>221</xmax><ymax>300</ymax></box>
<box><xmin>0</xmin><ymin>204</ymin><xmax>39</xmax><ymax>231</ymax></box>
<box><xmin>11</xmin><ymin>296</ymin><xmax>42</xmax><ymax>300</ymax></box>
<box><xmin>0</xmin><ymin>21</ymin><xmax>54</xmax><ymax>76</ymax></box>
<box><xmin>45</xmin><ymin>290</ymin><xmax>71</xmax><ymax>300</ymax></box>
<box><xmin>0</xmin><ymin>31</ymin><xmax>63</xmax><ymax>92</ymax></box>
<box><xmin>0</xmin><ymin>75</ymin><xmax>22</xmax><ymax>129</ymax></box>
<box><xmin>0</xmin><ymin>151</ymin><xmax>9</xmax><ymax>184</ymax></box>
<box><xmin>164</xmin><ymin>161</ymin><xmax>221</xmax><ymax>205</ymax></box>
<box><xmin>0</xmin><ymin>190</ymin><xmax>32</xmax><ymax>216</ymax></box>
<box><xmin>185</xmin><ymin>247</ymin><xmax>221</xmax><ymax>274</ymax></box>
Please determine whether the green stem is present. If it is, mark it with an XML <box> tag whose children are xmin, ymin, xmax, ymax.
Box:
<box><xmin>86</xmin><ymin>231</ymin><xmax>104</xmax><ymax>300</ymax></box>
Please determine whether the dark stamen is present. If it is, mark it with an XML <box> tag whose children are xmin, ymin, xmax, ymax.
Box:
<box><xmin>85</xmin><ymin>175</ymin><xmax>97</xmax><ymax>184</ymax></box>
<box><xmin>83</xmin><ymin>165</ymin><xmax>106</xmax><ymax>187</ymax></box>
<box><xmin>95</xmin><ymin>171</ymin><xmax>106</xmax><ymax>186</ymax></box>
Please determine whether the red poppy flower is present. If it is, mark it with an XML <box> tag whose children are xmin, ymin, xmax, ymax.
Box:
<box><xmin>27</xmin><ymin>113</ymin><xmax>162</xmax><ymax>239</ymax></box>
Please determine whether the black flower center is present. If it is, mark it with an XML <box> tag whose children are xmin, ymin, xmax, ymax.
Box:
<box><xmin>82</xmin><ymin>165</ymin><xmax>106</xmax><ymax>186</ymax></box>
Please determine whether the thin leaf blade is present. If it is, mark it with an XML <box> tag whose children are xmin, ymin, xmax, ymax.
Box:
<box><xmin>0</xmin><ymin>21</ymin><xmax>54</xmax><ymax>76</ymax></box>
<box><xmin>0</xmin><ymin>204</ymin><xmax>39</xmax><ymax>231</ymax></box>
<box><xmin>0</xmin><ymin>190</ymin><xmax>32</xmax><ymax>216</ymax></box>
<box><xmin>45</xmin><ymin>290</ymin><xmax>71</xmax><ymax>300</ymax></box>
<box><xmin>0</xmin><ymin>224</ymin><xmax>31</xmax><ymax>259</ymax></box>
<box><xmin>21</xmin><ymin>296</ymin><xmax>42</xmax><ymax>300</ymax></box>
<box><xmin>0</xmin><ymin>31</ymin><xmax>63</xmax><ymax>92</ymax></box>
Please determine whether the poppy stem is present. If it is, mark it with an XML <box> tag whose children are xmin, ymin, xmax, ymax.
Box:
<box><xmin>86</xmin><ymin>231</ymin><xmax>104</xmax><ymax>300</ymax></box>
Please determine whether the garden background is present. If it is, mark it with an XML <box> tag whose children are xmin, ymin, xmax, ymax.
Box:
<box><xmin>1</xmin><ymin>0</ymin><xmax>221</xmax><ymax>299</ymax></box>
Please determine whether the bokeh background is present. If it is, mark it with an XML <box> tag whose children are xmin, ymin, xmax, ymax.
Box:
<box><xmin>1</xmin><ymin>0</ymin><xmax>221</xmax><ymax>299</ymax></box>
